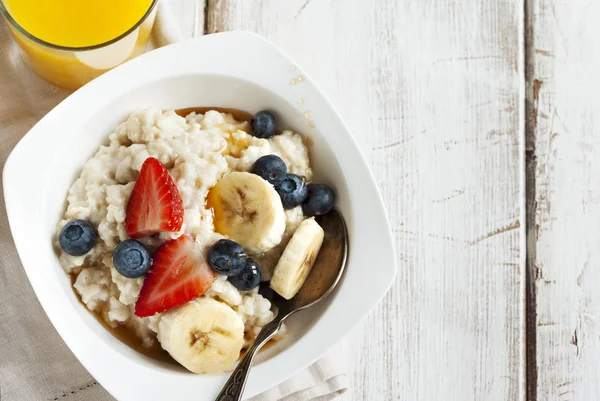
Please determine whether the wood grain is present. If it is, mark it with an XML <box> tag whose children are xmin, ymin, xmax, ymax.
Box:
<box><xmin>207</xmin><ymin>1</ymin><xmax>525</xmax><ymax>399</ymax></box>
<box><xmin>528</xmin><ymin>0</ymin><xmax>600</xmax><ymax>399</ymax></box>
<box><xmin>166</xmin><ymin>0</ymin><xmax>204</xmax><ymax>39</ymax></box>
<box><xmin>206</xmin><ymin>0</ymin><xmax>373</xmax><ymax>156</ymax></box>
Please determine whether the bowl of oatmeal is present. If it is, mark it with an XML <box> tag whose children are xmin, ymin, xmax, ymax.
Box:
<box><xmin>3</xmin><ymin>32</ymin><xmax>396</xmax><ymax>400</ymax></box>
<box><xmin>57</xmin><ymin>105</ymin><xmax>334</xmax><ymax>374</ymax></box>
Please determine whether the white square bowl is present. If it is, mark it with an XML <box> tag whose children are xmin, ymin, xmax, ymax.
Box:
<box><xmin>3</xmin><ymin>32</ymin><xmax>396</xmax><ymax>400</ymax></box>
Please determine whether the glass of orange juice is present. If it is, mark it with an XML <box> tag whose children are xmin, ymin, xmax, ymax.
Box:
<box><xmin>0</xmin><ymin>0</ymin><xmax>158</xmax><ymax>91</ymax></box>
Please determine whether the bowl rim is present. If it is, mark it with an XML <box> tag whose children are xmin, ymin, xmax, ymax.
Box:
<box><xmin>3</xmin><ymin>31</ymin><xmax>397</xmax><ymax>400</ymax></box>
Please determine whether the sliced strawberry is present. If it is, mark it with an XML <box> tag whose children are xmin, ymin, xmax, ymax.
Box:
<box><xmin>126</xmin><ymin>157</ymin><xmax>184</xmax><ymax>239</ymax></box>
<box><xmin>135</xmin><ymin>235</ymin><xmax>216</xmax><ymax>317</ymax></box>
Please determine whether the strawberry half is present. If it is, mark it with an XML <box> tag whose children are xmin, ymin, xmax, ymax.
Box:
<box><xmin>126</xmin><ymin>157</ymin><xmax>184</xmax><ymax>239</ymax></box>
<box><xmin>135</xmin><ymin>235</ymin><xmax>216</xmax><ymax>317</ymax></box>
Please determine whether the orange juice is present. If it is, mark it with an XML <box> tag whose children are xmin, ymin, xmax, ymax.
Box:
<box><xmin>4</xmin><ymin>0</ymin><xmax>153</xmax><ymax>47</ymax></box>
<box><xmin>0</xmin><ymin>0</ymin><xmax>157</xmax><ymax>90</ymax></box>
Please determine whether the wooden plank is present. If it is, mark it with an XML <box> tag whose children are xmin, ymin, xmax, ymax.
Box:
<box><xmin>527</xmin><ymin>0</ymin><xmax>600</xmax><ymax>399</ymax></box>
<box><xmin>167</xmin><ymin>0</ymin><xmax>204</xmax><ymax>39</ymax></box>
<box><xmin>152</xmin><ymin>0</ymin><xmax>204</xmax><ymax>45</ymax></box>
<box><xmin>207</xmin><ymin>0</ymin><xmax>373</xmax><ymax>156</ymax></box>
<box><xmin>207</xmin><ymin>1</ymin><xmax>525</xmax><ymax>399</ymax></box>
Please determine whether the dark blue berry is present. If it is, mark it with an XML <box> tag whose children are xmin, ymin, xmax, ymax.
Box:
<box><xmin>302</xmin><ymin>184</ymin><xmax>335</xmax><ymax>216</ymax></box>
<box><xmin>113</xmin><ymin>240</ymin><xmax>152</xmax><ymax>278</ymax></box>
<box><xmin>251</xmin><ymin>111</ymin><xmax>276</xmax><ymax>139</ymax></box>
<box><xmin>207</xmin><ymin>239</ymin><xmax>247</xmax><ymax>276</ymax></box>
<box><xmin>229</xmin><ymin>259</ymin><xmax>262</xmax><ymax>291</ymax></box>
<box><xmin>275</xmin><ymin>174</ymin><xmax>308</xmax><ymax>209</ymax></box>
<box><xmin>59</xmin><ymin>220</ymin><xmax>96</xmax><ymax>256</ymax></box>
<box><xmin>251</xmin><ymin>155</ymin><xmax>287</xmax><ymax>185</ymax></box>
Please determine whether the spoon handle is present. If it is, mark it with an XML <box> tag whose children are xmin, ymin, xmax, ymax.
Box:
<box><xmin>215</xmin><ymin>316</ymin><xmax>284</xmax><ymax>401</ymax></box>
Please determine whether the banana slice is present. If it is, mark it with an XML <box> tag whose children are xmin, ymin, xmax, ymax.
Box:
<box><xmin>270</xmin><ymin>217</ymin><xmax>325</xmax><ymax>300</ymax></box>
<box><xmin>207</xmin><ymin>172</ymin><xmax>286</xmax><ymax>253</ymax></box>
<box><xmin>157</xmin><ymin>297</ymin><xmax>244</xmax><ymax>374</ymax></box>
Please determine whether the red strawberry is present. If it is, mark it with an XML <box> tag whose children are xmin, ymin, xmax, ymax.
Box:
<box><xmin>135</xmin><ymin>235</ymin><xmax>216</xmax><ymax>317</ymax></box>
<box><xmin>126</xmin><ymin>157</ymin><xmax>184</xmax><ymax>239</ymax></box>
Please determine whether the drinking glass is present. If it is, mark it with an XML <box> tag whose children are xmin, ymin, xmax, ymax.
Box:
<box><xmin>0</xmin><ymin>0</ymin><xmax>158</xmax><ymax>90</ymax></box>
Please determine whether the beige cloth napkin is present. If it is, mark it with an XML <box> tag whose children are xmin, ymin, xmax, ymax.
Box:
<box><xmin>0</xmin><ymin>1</ymin><xmax>348</xmax><ymax>400</ymax></box>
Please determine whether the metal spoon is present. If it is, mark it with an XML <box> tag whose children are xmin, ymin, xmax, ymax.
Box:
<box><xmin>215</xmin><ymin>210</ymin><xmax>348</xmax><ymax>401</ymax></box>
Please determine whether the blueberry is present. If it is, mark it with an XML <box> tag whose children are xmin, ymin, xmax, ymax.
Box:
<box><xmin>59</xmin><ymin>220</ymin><xmax>96</xmax><ymax>256</ymax></box>
<box><xmin>207</xmin><ymin>239</ymin><xmax>247</xmax><ymax>276</ymax></box>
<box><xmin>251</xmin><ymin>155</ymin><xmax>287</xmax><ymax>185</ymax></box>
<box><xmin>251</xmin><ymin>111</ymin><xmax>276</xmax><ymax>139</ymax></box>
<box><xmin>229</xmin><ymin>259</ymin><xmax>262</xmax><ymax>291</ymax></box>
<box><xmin>302</xmin><ymin>184</ymin><xmax>335</xmax><ymax>216</ymax></box>
<box><xmin>275</xmin><ymin>174</ymin><xmax>308</xmax><ymax>209</ymax></box>
<box><xmin>113</xmin><ymin>240</ymin><xmax>152</xmax><ymax>278</ymax></box>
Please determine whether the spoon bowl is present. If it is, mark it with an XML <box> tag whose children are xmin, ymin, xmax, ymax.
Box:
<box><xmin>215</xmin><ymin>210</ymin><xmax>348</xmax><ymax>401</ymax></box>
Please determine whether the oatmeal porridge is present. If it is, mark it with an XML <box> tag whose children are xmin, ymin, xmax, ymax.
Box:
<box><xmin>56</xmin><ymin>108</ymin><xmax>335</xmax><ymax>373</ymax></box>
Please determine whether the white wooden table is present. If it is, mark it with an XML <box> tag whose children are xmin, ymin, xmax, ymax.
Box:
<box><xmin>171</xmin><ymin>0</ymin><xmax>600</xmax><ymax>399</ymax></box>
<box><xmin>1</xmin><ymin>0</ymin><xmax>594</xmax><ymax>399</ymax></box>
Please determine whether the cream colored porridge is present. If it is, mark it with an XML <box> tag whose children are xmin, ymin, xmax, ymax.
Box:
<box><xmin>56</xmin><ymin>108</ymin><xmax>334</xmax><ymax>374</ymax></box>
